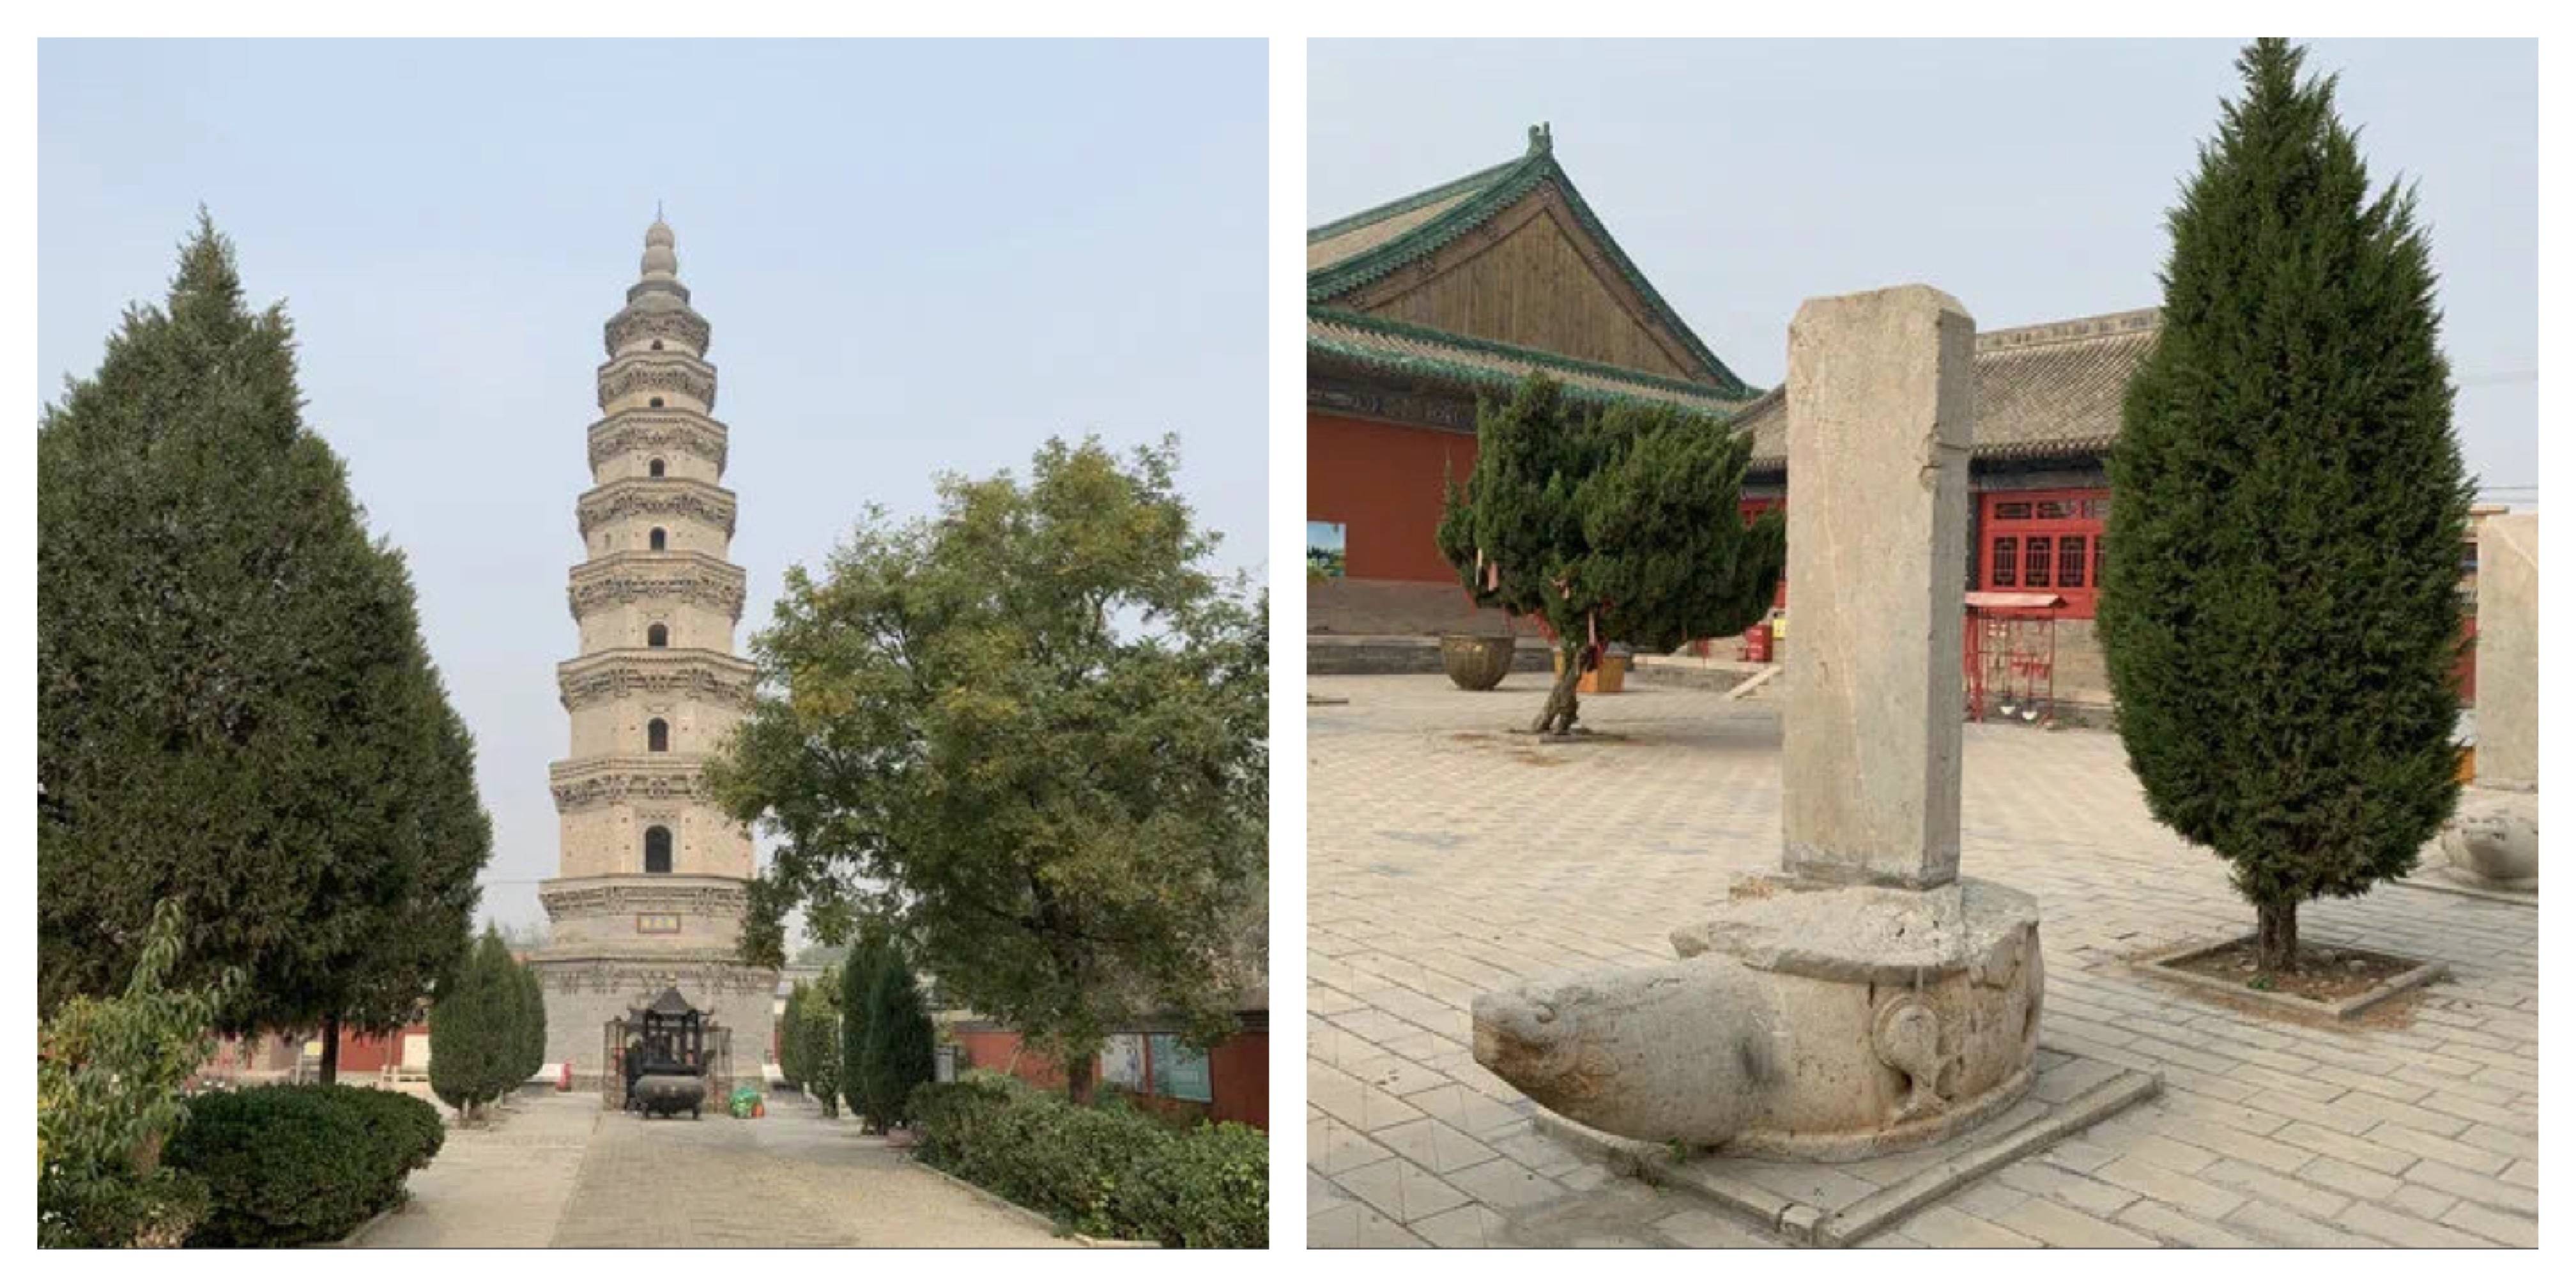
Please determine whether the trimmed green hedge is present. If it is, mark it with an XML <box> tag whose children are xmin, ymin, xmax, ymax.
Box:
<box><xmin>911</xmin><ymin>1071</ymin><xmax>1266</xmax><ymax>1248</ymax></box>
<box><xmin>164</xmin><ymin>1084</ymin><xmax>443</xmax><ymax>1246</ymax></box>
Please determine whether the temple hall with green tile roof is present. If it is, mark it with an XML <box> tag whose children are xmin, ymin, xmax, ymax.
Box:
<box><xmin>1306</xmin><ymin>125</ymin><xmax>2202</xmax><ymax>716</ymax></box>
<box><xmin>1307</xmin><ymin>123</ymin><xmax>1769</xmax><ymax>638</ymax></box>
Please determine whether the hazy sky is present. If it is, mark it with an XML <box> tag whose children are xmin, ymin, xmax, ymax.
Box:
<box><xmin>1311</xmin><ymin>38</ymin><xmax>2538</xmax><ymax>504</ymax></box>
<box><xmin>39</xmin><ymin>39</ymin><xmax>1267</xmax><ymax>933</ymax></box>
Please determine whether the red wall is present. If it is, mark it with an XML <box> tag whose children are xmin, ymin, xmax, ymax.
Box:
<box><xmin>330</xmin><ymin>1022</ymin><xmax>425</xmax><ymax>1074</ymax></box>
<box><xmin>1309</xmin><ymin>413</ymin><xmax>1476</xmax><ymax>584</ymax></box>
<box><xmin>954</xmin><ymin>1028</ymin><xmax>1268</xmax><ymax>1130</ymax></box>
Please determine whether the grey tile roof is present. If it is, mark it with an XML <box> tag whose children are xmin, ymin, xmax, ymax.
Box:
<box><xmin>1738</xmin><ymin>308</ymin><xmax>2160</xmax><ymax>467</ymax></box>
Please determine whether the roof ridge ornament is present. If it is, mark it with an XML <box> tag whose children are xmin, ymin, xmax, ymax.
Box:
<box><xmin>1528</xmin><ymin>121</ymin><xmax>1552</xmax><ymax>155</ymax></box>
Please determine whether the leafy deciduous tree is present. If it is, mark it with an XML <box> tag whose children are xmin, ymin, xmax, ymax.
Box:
<box><xmin>711</xmin><ymin>438</ymin><xmax>1267</xmax><ymax>1105</ymax></box>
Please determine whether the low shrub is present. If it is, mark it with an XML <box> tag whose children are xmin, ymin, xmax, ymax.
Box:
<box><xmin>1124</xmin><ymin>1120</ymin><xmax>1268</xmax><ymax>1249</ymax></box>
<box><xmin>908</xmin><ymin>1071</ymin><xmax>1266</xmax><ymax>1247</ymax></box>
<box><xmin>164</xmin><ymin>1084</ymin><xmax>441</xmax><ymax>1246</ymax></box>
<box><xmin>309</xmin><ymin>1084</ymin><xmax>445</xmax><ymax>1172</ymax></box>
<box><xmin>38</xmin><ymin>1167</ymin><xmax>210</xmax><ymax>1250</ymax></box>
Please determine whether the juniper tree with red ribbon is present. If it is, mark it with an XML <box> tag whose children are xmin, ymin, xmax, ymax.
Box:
<box><xmin>1437</xmin><ymin>374</ymin><xmax>1784</xmax><ymax>735</ymax></box>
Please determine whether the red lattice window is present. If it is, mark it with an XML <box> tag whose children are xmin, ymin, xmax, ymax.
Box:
<box><xmin>2024</xmin><ymin>535</ymin><xmax>2054</xmax><ymax>588</ymax></box>
<box><xmin>1980</xmin><ymin>488</ymin><xmax>2109</xmax><ymax>617</ymax></box>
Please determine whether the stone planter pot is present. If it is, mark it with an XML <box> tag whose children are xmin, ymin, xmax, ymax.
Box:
<box><xmin>1440</xmin><ymin>634</ymin><xmax>1518</xmax><ymax>691</ymax></box>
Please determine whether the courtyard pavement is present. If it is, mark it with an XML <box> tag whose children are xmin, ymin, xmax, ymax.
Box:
<box><xmin>1305</xmin><ymin>675</ymin><xmax>2539</xmax><ymax>1248</ymax></box>
<box><xmin>358</xmin><ymin>1087</ymin><xmax>1077</xmax><ymax>1247</ymax></box>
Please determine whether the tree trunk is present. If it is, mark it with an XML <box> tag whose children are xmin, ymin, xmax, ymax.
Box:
<box><xmin>318</xmin><ymin>1016</ymin><xmax>340</xmax><ymax>1085</ymax></box>
<box><xmin>1066</xmin><ymin>1054</ymin><xmax>1095</xmax><ymax>1107</ymax></box>
<box><xmin>2256</xmin><ymin>901</ymin><xmax>2299</xmax><ymax>974</ymax></box>
<box><xmin>1533</xmin><ymin>644</ymin><xmax>1585</xmax><ymax>735</ymax></box>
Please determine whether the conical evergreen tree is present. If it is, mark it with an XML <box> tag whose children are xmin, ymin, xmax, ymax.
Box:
<box><xmin>838</xmin><ymin>930</ymin><xmax>893</xmax><ymax>1127</ymax></box>
<box><xmin>860</xmin><ymin>947</ymin><xmax>937</xmax><ymax>1130</ymax></box>
<box><xmin>779</xmin><ymin>980</ymin><xmax>810</xmax><ymax>1091</ymax></box>
<box><xmin>1437</xmin><ymin>375</ymin><xmax>1784</xmax><ymax>733</ymax></box>
<box><xmin>2099</xmin><ymin>40</ymin><xmax>2471</xmax><ymax>973</ymax></box>
<box><xmin>38</xmin><ymin>215</ymin><xmax>487</xmax><ymax>1059</ymax></box>
<box><xmin>427</xmin><ymin>937</ymin><xmax>498</xmax><ymax>1121</ymax></box>
<box><xmin>792</xmin><ymin>972</ymin><xmax>844</xmax><ymax>1116</ymax></box>
<box><xmin>519</xmin><ymin>961</ymin><xmax>548</xmax><ymax>1086</ymax></box>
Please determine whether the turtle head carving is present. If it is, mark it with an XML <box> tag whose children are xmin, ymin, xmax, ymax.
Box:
<box><xmin>1472</xmin><ymin>976</ymin><xmax>1593</xmax><ymax>1092</ymax></box>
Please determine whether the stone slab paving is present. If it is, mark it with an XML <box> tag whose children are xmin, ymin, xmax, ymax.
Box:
<box><xmin>1305</xmin><ymin>676</ymin><xmax>2540</xmax><ymax>1248</ymax></box>
<box><xmin>362</xmin><ymin>1088</ymin><xmax>1077</xmax><ymax>1247</ymax></box>
<box><xmin>356</xmin><ymin>1088</ymin><xmax>594</xmax><ymax>1247</ymax></box>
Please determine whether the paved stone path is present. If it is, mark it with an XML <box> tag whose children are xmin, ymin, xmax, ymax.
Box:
<box><xmin>361</xmin><ymin>1088</ymin><xmax>1077</xmax><ymax>1247</ymax></box>
<box><xmin>1305</xmin><ymin>675</ymin><xmax>2539</xmax><ymax>1248</ymax></box>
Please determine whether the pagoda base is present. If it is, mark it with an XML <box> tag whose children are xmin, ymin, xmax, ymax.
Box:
<box><xmin>530</xmin><ymin>947</ymin><xmax>777</xmax><ymax>1089</ymax></box>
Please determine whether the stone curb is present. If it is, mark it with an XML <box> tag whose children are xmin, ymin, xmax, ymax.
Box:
<box><xmin>1813</xmin><ymin>1069</ymin><xmax>2159</xmax><ymax>1247</ymax></box>
<box><xmin>333</xmin><ymin>1195</ymin><xmax>411</xmax><ymax>1248</ymax></box>
<box><xmin>1538</xmin><ymin>1056</ymin><xmax>2161</xmax><ymax>1248</ymax></box>
<box><xmin>2135</xmin><ymin>937</ymin><xmax>2450</xmax><ymax>1021</ymax></box>
<box><xmin>896</xmin><ymin>1154</ymin><xmax>1161</xmax><ymax>1248</ymax></box>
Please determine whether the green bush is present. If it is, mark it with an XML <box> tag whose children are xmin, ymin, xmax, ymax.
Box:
<box><xmin>39</xmin><ymin>1167</ymin><xmax>210</xmax><ymax>1250</ymax></box>
<box><xmin>164</xmin><ymin>1084</ymin><xmax>439</xmax><ymax>1246</ymax></box>
<box><xmin>308</xmin><ymin>1083</ymin><xmax>445</xmax><ymax>1172</ymax></box>
<box><xmin>37</xmin><ymin>898</ymin><xmax>233</xmax><ymax>1248</ymax></box>
<box><xmin>908</xmin><ymin>1071</ymin><xmax>1266</xmax><ymax>1247</ymax></box>
<box><xmin>1126</xmin><ymin>1121</ymin><xmax>1269</xmax><ymax>1249</ymax></box>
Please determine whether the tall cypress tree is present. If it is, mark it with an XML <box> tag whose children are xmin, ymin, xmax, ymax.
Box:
<box><xmin>860</xmin><ymin>947</ymin><xmax>937</xmax><ymax>1131</ymax></box>
<box><xmin>519</xmin><ymin>960</ymin><xmax>548</xmax><ymax>1086</ymax></box>
<box><xmin>427</xmin><ymin>937</ymin><xmax>498</xmax><ymax>1121</ymax></box>
<box><xmin>2100</xmin><ymin>40</ymin><xmax>2470</xmax><ymax>973</ymax></box>
<box><xmin>779</xmin><ymin>979</ymin><xmax>810</xmax><ymax>1091</ymax></box>
<box><xmin>38</xmin><ymin>215</ymin><xmax>487</xmax><ymax>1062</ymax></box>
<box><xmin>1437</xmin><ymin>375</ymin><xmax>1784</xmax><ymax>734</ymax></box>
<box><xmin>797</xmin><ymin>972</ymin><xmax>845</xmax><ymax>1117</ymax></box>
<box><xmin>838</xmin><ymin>930</ymin><xmax>893</xmax><ymax>1127</ymax></box>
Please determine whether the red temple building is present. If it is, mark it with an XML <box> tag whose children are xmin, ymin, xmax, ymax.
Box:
<box><xmin>1306</xmin><ymin>124</ymin><xmax>1762</xmax><ymax>639</ymax></box>
<box><xmin>1307</xmin><ymin>126</ymin><xmax>2169</xmax><ymax>716</ymax></box>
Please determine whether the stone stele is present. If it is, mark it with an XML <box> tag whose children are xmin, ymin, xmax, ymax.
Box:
<box><xmin>1473</xmin><ymin>286</ymin><xmax>2046</xmax><ymax>1160</ymax></box>
<box><xmin>2441</xmin><ymin>512</ymin><xmax>2538</xmax><ymax>889</ymax></box>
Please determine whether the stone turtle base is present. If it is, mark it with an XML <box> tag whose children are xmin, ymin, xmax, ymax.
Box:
<box><xmin>1537</xmin><ymin>1048</ymin><xmax>2158</xmax><ymax>1248</ymax></box>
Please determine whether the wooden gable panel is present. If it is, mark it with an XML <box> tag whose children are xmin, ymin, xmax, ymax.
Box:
<box><xmin>1337</xmin><ymin>186</ymin><xmax>1703</xmax><ymax>383</ymax></box>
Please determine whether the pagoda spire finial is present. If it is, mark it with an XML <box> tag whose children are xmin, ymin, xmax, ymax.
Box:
<box><xmin>641</xmin><ymin>209</ymin><xmax>677</xmax><ymax>281</ymax></box>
